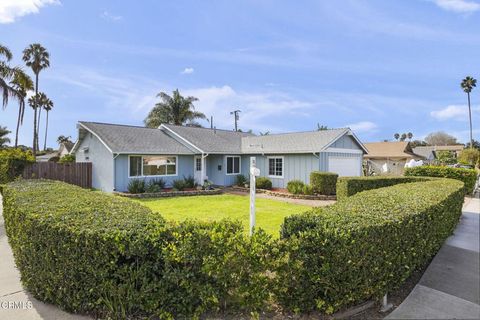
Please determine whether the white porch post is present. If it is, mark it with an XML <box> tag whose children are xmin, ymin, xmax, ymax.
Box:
<box><xmin>201</xmin><ymin>153</ymin><xmax>208</xmax><ymax>184</ymax></box>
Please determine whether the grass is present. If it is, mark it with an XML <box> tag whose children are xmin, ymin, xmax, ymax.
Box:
<box><xmin>135</xmin><ymin>194</ymin><xmax>312</xmax><ymax>237</ymax></box>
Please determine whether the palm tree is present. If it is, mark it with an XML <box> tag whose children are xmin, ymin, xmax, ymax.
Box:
<box><xmin>144</xmin><ymin>89</ymin><xmax>206</xmax><ymax>128</ymax></box>
<box><xmin>0</xmin><ymin>44</ymin><xmax>25</xmax><ymax>110</ymax></box>
<box><xmin>317</xmin><ymin>123</ymin><xmax>328</xmax><ymax>131</ymax></box>
<box><xmin>461</xmin><ymin>76</ymin><xmax>477</xmax><ymax>149</ymax></box>
<box><xmin>407</xmin><ymin>132</ymin><xmax>413</xmax><ymax>141</ymax></box>
<box><xmin>0</xmin><ymin>125</ymin><xmax>11</xmax><ymax>148</ymax></box>
<box><xmin>394</xmin><ymin>133</ymin><xmax>400</xmax><ymax>140</ymax></box>
<box><xmin>11</xmin><ymin>70</ymin><xmax>33</xmax><ymax>147</ymax></box>
<box><xmin>42</xmin><ymin>96</ymin><xmax>53</xmax><ymax>150</ymax></box>
<box><xmin>23</xmin><ymin>43</ymin><xmax>50</xmax><ymax>154</ymax></box>
<box><xmin>57</xmin><ymin>135</ymin><xmax>72</xmax><ymax>144</ymax></box>
<box><xmin>400</xmin><ymin>133</ymin><xmax>407</xmax><ymax>141</ymax></box>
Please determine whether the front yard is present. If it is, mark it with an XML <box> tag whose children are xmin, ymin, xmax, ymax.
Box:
<box><xmin>136</xmin><ymin>194</ymin><xmax>312</xmax><ymax>236</ymax></box>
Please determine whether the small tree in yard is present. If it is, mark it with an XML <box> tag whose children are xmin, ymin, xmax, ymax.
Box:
<box><xmin>436</xmin><ymin>150</ymin><xmax>456</xmax><ymax>165</ymax></box>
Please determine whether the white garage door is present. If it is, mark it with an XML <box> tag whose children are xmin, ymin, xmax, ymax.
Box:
<box><xmin>328</xmin><ymin>157</ymin><xmax>360</xmax><ymax>176</ymax></box>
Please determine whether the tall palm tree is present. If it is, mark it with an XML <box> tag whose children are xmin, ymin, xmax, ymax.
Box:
<box><xmin>144</xmin><ymin>89</ymin><xmax>206</xmax><ymax>128</ymax></box>
<box><xmin>461</xmin><ymin>76</ymin><xmax>477</xmax><ymax>149</ymax></box>
<box><xmin>23</xmin><ymin>43</ymin><xmax>50</xmax><ymax>154</ymax></box>
<box><xmin>0</xmin><ymin>125</ymin><xmax>11</xmax><ymax>148</ymax></box>
<box><xmin>394</xmin><ymin>133</ymin><xmax>400</xmax><ymax>140</ymax></box>
<box><xmin>57</xmin><ymin>135</ymin><xmax>72</xmax><ymax>145</ymax></box>
<box><xmin>0</xmin><ymin>44</ymin><xmax>24</xmax><ymax>109</ymax></box>
<box><xmin>11</xmin><ymin>70</ymin><xmax>33</xmax><ymax>147</ymax></box>
<box><xmin>42</xmin><ymin>96</ymin><xmax>53</xmax><ymax>151</ymax></box>
<box><xmin>407</xmin><ymin>132</ymin><xmax>413</xmax><ymax>141</ymax></box>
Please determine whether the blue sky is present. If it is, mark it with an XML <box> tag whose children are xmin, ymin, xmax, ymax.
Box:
<box><xmin>0</xmin><ymin>0</ymin><xmax>479</xmax><ymax>148</ymax></box>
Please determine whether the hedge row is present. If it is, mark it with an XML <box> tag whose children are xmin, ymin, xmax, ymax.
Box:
<box><xmin>336</xmin><ymin>176</ymin><xmax>431</xmax><ymax>201</ymax></box>
<box><xmin>279</xmin><ymin>178</ymin><xmax>464</xmax><ymax>313</ymax></box>
<box><xmin>2</xmin><ymin>180</ymin><xmax>274</xmax><ymax>319</ymax></box>
<box><xmin>310</xmin><ymin>171</ymin><xmax>338</xmax><ymax>195</ymax></box>
<box><xmin>0</xmin><ymin>148</ymin><xmax>35</xmax><ymax>184</ymax></box>
<box><xmin>405</xmin><ymin>165</ymin><xmax>478</xmax><ymax>194</ymax></box>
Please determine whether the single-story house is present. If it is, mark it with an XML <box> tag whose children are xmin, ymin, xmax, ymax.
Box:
<box><xmin>72</xmin><ymin>121</ymin><xmax>368</xmax><ymax>192</ymax></box>
<box><xmin>36</xmin><ymin>141</ymin><xmax>75</xmax><ymax>162</ymax></box>
<box><xmin>364</xmin><ymin>141</ymin><xmax>425</xmax><ymax>175</ymax></box>
<box><xmin>413</xmin><ymin>145</ymin><xmax>464</xmax><ymax>160</ymax></box>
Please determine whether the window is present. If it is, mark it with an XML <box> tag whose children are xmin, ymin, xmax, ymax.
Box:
<box><xmin>129</xmin><ymin>156</ymin><xmax>177</xmax><ymax>177</ymax></box>
<box><xmin>226</xmin><ymin>156</ymin><xmax>240</xmax><ymax>175</ymax></box>
<box><xmin>195</xmin><ymin>158</ymin><xmax>202</xmax><ymax>171</ymax></box>
<box><xmin>268</xmin><ymin>157</ymin><xmax>283</xmax><ymax>177</ymax></box>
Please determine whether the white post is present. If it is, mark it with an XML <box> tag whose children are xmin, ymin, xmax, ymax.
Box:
<box><xmin>249</xmin><ymin>157</ymin><xmax>257</xmax><ymax>236</ymax></box>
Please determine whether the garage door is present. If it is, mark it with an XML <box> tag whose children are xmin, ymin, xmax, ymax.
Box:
<box><xmin>328</xmin><ymin>157</ymin><xmax>360</xmax><ymax>176</ymax></box>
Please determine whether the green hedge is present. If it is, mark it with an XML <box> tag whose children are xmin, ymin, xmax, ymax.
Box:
<box><xmin>405</xmin><ymin>165</ymin><xmax>478</xmax><ymax>194</ymax></box>
<box><xmin>2</xmin><ymin>180</ymin><xmax>274</xmax><ymax>318</ymax></box>
<box><xmin>0</xmin><ymin>148</ymin><xmax>35</xmax><ymax>184</ymax></box>
<box><xmin>310</xmin><ymin>171</ymin><xmax>338</xmax><ymax>195</ymax></box>
<box><xmin>287</xmin><ymin>180</ymin><xmax>305</xmax><ymax>194</ymax></box>
<box><xmin>278</xmin><ymin>178</ymin><xmax>464</xmax><ymax>313</ymax></box>
<box><xmin>255</xmin><ymin>177</ymin><xmax>272</xmax><ymax>190</ymax></box>
<box><xmin>336</xmin><ymin>176</ymin><xmax>431</xmax><ymax>201</ymax></box>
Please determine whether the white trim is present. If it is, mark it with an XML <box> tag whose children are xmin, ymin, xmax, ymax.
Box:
<box><xmin>128</xmin><ymin>155</ymin><xmax>178</xmax><ymax>178</ymax></box>
<box><xmin>76</xmin><ymin>122</ymin><xmax>113</xmax><ymax>154</ymax></box>
<box><xmin>267</xmin><ymin>156</ymin><xmax>284</xmax><ymax>179</ymax></box>
<box><xmin>225</xmin><ymin>155</ymin><xmax>241</xmax><ymax>175</ymax></box>
<box><xmin>324</xmin><ymin>148</ymin><xmax>364</xmax><ymax>154</ymax></box>
<box><xmin>160</xmin><ymin>124</ymin><xmax>204</xmax><ymax>153</ymax></box>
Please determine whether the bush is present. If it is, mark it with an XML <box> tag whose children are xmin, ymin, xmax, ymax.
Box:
<box><xmin>302</xmin><ymin>184</ymin><xmax>313</xmax><ymax>195</ymax></box>
<box><xmin>287</xmin><ymin>180</ymin><xmax>305</xmax><ymax>194</ymax></box>
<box><xmin>183</xmin><ymin>175</ymin><xmax>196</xmax><ymax>188</ymax></box>
<box><xmin>310</xmin><ymin>171</ymin><xmax>338</xmax><ymax>195</ymax></box>
<box><xmin>1</xmin><ymin>180</ymin><xmax>275</xmax><ymax>318</ymax></box>
<box><xmin>235</xmin><ymin>174</ymin><xmax>248</xmax><ymax>186</ymax></box>
<box><xmin>172</xmin><ymin>179</ymin><xmax>186</xmax><ymax>191</ymax></box>
<box><xmin>127</xmin><ymin>178</ymin><xmax>145</xmax><ymax>194</ymax></box>
<box><xmin>278</xmin><ymin>178</ymin><xmax>464</xmax><ymax>313</ymax></box>
<box><xmin>145</xmin><ymin>178</ymin><xmax>165</xmax><ymax>193</ymax></box>
<box><xmin>458</xmin><ymin>148</ymin><xmax>480</xmax><ymax>167</ymax></box>
<box><xmin>255</xmin><ymin>177</ymin><xmax>272</xmax><ymax>190</ymax></box>
<box><xmin>336</xmin><ymin>176</ymin><xmax>430</xmax><ymax>201</ymax></box>
<box><xmin>0</xmin><ymin>148</ymin><xmax>35</xmax><ymax>184</ymax></box>
<box><xmin>58</xmin><ymin>154</ymin><xmax>75</xmax><ymax>164</ymax></box>
<box><xmin>405</xmin><ymin>165</ymin><xmax>478</xmax><ymax>194</ymax></box>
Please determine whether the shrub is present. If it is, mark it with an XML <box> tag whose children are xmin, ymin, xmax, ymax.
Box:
<box><xmin>287</xmin><ymin>180</ymin><xmax>305</xmax><ymax>194</ymax></box>
<box><xmin>405</xmin><ymin>165</ymin><xmax>477</xmax><ymax>194</ymax></box>
<box><xmin>458</xmin><ymin>148</ymin><xmax>480</xmax><ymax>167</ymax></box>
<box><xmin>145</xmin><ymin>178</ymin><xmax>165</xmax><ymax>193</ymax></box>
<box><xmin>0</xmin><ymin>148</ymin><xmax>35</xmax><ymax>184</ymax></box>
<box><xmin>277</xmin><ymin>178</ymin><xmax>464</xmax><ymax>314</ymax></box>
<box><xmin>255</xmin><ymin>177</ymin><xmax>272</xmax><ymax>190</ymax></box>
<box><xmin>183</xmin><ymin>175</ymin><xmax>196</xmax><ymax>188</ymax></box>
<box><xmin>58</xmin><ymin>154</ymin><xmax>75</xmax><ymax>164</ymax></box>
<box><xmin>172</xmin><ymin>179</ymin><xmax>186</xmax><ymax>191</ymax></box>
<box><xmin>310</xmin><ymin>171</ymin><xmax>338</xmax><ymax>195</ymax></box>
<box><xmin>336</xmin><ymin>176</ymin><xmax>430</xmax><ymax>201</ymax></box>
<box><xmin>235</xmin><ymin>174</ymin><xmax>248</xmax><ymax>186</ymax></box>
<box><xmin>1</xmin><ymin>180</ymin><xmax>275</xmax><ymax>318</ymax></box>
<box><xmin>127</xmin><ymin>178</ymin><xmax>145</xmax><ymax>194</ymax></box>
<box><xmin>302</xmin><ymin>184</ymin><xmax>313</xmax><ymax>195</ymax></box>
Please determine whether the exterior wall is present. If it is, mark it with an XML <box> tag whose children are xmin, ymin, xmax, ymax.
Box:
<box><xmin>366</xmin><ymin>158</ymin><xmax>409</xmax><ymax>176</ymax></box>
<box><xmin>114</xmin><ymin>154</ymin><xmax>194</xmax><ymax>192</ymax></box>
<box><xmin>330</xmin><ymin>134</ymin><xmax>361</xmax><ymax>149</ymax></box>
<box><xmin>75</xmin><ymin>132</ymin><xmax>114</xmax><ymax>192</ymax></box>
<box><xmin>206</xmin><ymin>154</ymin><xmax>244</xmax><ymax>186</ymax></box>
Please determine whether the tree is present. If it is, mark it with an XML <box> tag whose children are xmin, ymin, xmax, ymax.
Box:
<box><xmin>57</xmin><ymin>135</ymin><xmax>72</xmax><ymax>145</ymax></box>
<box><xmin>407</xmin><ymin>132</ymin><xmax>413</xmax><ymax>141</ymax></box>
<box><xmin>436</xmin><ymin>150</ymin><xmax>456</xmax><ymax>165</ymax></box>
<box><xmin>41</xmin><ymin>95</ymin><xmax>53</xmax><ymax>150</ymax></box>
<box><xmin>23</xmin><ymin>43</ymin><xmax>50</xmax><ymax>154</ymax></box>
<box><xmin>461</xmin><ymin>76</ymin><xmax>476</xmax><ymax>149</ymax></box>
<box><xmin>394</xmin><ymin>133</ymin><xmax>400</xmax><ymax>140</ymax></box>
<box><xmin>465</xmin><ymin>139</ymin><xmax>480</xmax><ymax>150</ymax></box>
<box><xmin>259</xmin><ymin>131</ymin><xmax>270</xmax><ymax>136</ymax></box>
<box><xmin>10</xmin><ymin>70</ymin><xmax>33</xmax><ymax>147</ymax></box>
<box><xmin>144</xmin><ymin>89</ymin><xmax>206</xmax><ymax>128</ymax></box>
<box><xmin>425</xmin><ymin>131</ymin><xmax>458</xmax><ymax>146</ymax></box>
<box><xmin>0</xmin><ymin>126</ymin><xmax>11</xmax><ymax>148</ymax></box>
<box><xmin>400</xmin><ymin>133</ymin><xmax>407</xmax><ymax>141</ymax></box>
<box><xmin>317</xmin><ymin>123</ymin><xmax>328</xmax><ymax>131</ymax></box>
<box><xmin>458</xmin><ymin>148</ymin><xmax>480</xmax><ymax>167</ymax></box>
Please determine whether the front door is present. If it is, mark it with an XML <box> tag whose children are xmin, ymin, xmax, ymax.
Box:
<box><xmin>194</xmin><ymin>156</ymin><xmax>202</xmax><ymax>185</ymax></box>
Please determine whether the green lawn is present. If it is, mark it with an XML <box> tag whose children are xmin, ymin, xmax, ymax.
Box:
<box><xmin>136</xmin><ymin>194</ymin><xmax>311</xmax><ymax>237</ymax></box>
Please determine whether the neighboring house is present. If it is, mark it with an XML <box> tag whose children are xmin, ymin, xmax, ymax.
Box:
<box><xmin>364</xmin><ymin>141</ymin><xmax>425</xmax><ymax>175</ymax></box>
<box><xmin>72</xmin><ymin>121</ymin><xmax>368</xmax><ymax>192</ymax></box>
<box><xmin>36</xmin><ymin>141</ymin><xmax>75</xmax><ymax>162</ymax></box>
<box><xmin>36</xmin><ymin>152</ymin><xmax>59</xmax><ymax>162</ymax></box>
<box><xmin>412</xmin><ymin>146</ymin><xmax>436</xmax><ymax>162</ymax></box>
<box><xmin>413</xmin><ymin>145</ymin><xmax>464</xmax><ymax>160</ymax></box>
<box><xmin>59</xmin><ymin>141</ymin><xmax>74</xmax><ymax>157</ymax></box>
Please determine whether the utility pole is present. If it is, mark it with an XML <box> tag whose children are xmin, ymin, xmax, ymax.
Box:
<box><xmin>230</xmin><ymin>109</ymin><xmax>241</xmax><ymax>131</ymax></box>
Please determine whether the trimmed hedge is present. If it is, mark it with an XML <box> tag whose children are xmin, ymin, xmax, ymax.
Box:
<box><xmin>287</xmin><ymin>180</ymin><xmax>305</xmax><ymax>194</ymax></box>
<box><xmin>405</xmin><ymin>165</ymin><xmax>478</xmax><ymax>194</ymax></box>
<box><xmin>310</xmin><ymin>171</ymin><xmax>338</xmax><ymax>195</ymax></box>
<box><xmin>255</xmin><ymin>177</ymin><xmax>272</xmax><ymax>190</ymax></box>
<box><xmin>2</xmin><ymin>180</ymin><xmax>274</xmax><ymax>318</ymax></box>
<box><xmin>0</xmin><ymin>148</ymin><xmax>35</xmax><ymax>184</ymax></box>
<box><xmin>278</xmin><ymin>178</ymin><xmax>464</xmax><ymax>313</ymax></box>
<box><xmin>336</xmin><ymin>176</ymin><xmax>431</xmax><ymax>201</ymax></box>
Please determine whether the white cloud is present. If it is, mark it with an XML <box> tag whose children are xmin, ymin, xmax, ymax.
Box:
<box><xmin>181</xmin><ymin>67</ymin><xmax>194</xmax><ymax>75</ymax></box>
<box><xmin>430</xmin><ymin>104</ymin><xmax>480</xmax><ymax>121</ymax></box>
<box><xmin>430</xmin><ymin>0</ymin><xmax>480</xmax><ymax>13</ymax></box>
<box><xmin>100</xmin><ymin>10</ymin><xmax>122</xmax><ymax>22</ymax></box>
<box><xmin>0</xmin><ymin>0</ymin><xmax>59</xmax><ymax>24</ymax></box>
<box><xmin>345</xmin><ymin>121</ymin><xmax>378</xmax><ymax>133</ymax></box>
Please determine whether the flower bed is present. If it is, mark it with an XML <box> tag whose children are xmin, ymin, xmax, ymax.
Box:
<box><xmin>114</xmin><ymin>188</ymin><xmax>223</xmax><ymax>198</ymax></box>
<box><xmin>230</xmin><ymin>186</ymin><xmax>336</xmax><ymax>200</ymax></box>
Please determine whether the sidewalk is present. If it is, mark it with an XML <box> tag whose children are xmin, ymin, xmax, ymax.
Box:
<box><xmin>386</xmin><ymin>197</ymin><xmax>480</xmax><ymax>319</ymax></box>
<box><xmin>0</xmin><ymin>195</ymin><xmax>90</xmax><ymax>320</ymax></box>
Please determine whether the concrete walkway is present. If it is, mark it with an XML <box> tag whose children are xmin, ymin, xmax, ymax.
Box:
<box><xmin>224</xmin><ymin>189</ymin><xmax>336</xmax><ymax>207</ymax></box>
<box><xmin>386</xmin><ymin>197</ymin><xmax>480</xmax><ymax>319</ymax></box>
<box><xmin>0</xmin><ymin>195</ymin><xmax>90</xmax><ymax>320</ymax></box>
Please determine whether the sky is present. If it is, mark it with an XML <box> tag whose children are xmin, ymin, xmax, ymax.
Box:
<box><xmin>0</xmin><ymin>0</ymin><xmax>479</xmax><ymax>148</ymax></box>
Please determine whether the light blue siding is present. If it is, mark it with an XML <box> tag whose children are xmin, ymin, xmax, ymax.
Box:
<box><xmin>206</xmin><ymin>154</ymin><xmax>244</xmax><ymax>186</ymax></box>
<box><xmin>330</xmin><ymin>134</ymin><xmax>361</xmax><ymax>149</ymax></box>
<box><xmin>75</xmin><ymin>132</ymin><xmax>114</xmax><ymax>192</ymax></box>
<box><xmin>114</xmin><ymin>154</ymin><xmax>194</xmax><ymax>192</ymax></box>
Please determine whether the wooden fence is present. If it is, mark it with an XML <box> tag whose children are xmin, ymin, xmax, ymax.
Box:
<box><xmin>23</xmin><ymin>162</ymin><xmax>92</xmax><ymax>189</ymax></box>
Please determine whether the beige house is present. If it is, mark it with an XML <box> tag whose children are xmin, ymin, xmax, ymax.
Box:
<box><xmin>364</xmin><ymin>141</ymin><xmax>425</xmax><ymax>175</ymax></box>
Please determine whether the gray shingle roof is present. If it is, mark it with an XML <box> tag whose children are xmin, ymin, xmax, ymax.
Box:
<box><xmin>78</xmin><ymin>122</ymin><xmax>195</xmax><ymax>154</ymax></box>
<box><xmin>241</xmin><ymin>128</ymin><xmax>349</xmax><ymax>154</ymax></box>
<box><xmin>412</xmin><ymin>146</ymin><xmax>436</xmax><ymax>159</ymax></box>
<box><xmin>162</xmin><ymin>124</ymin><xmax>253</xmax><ymax>153</ymax></box>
